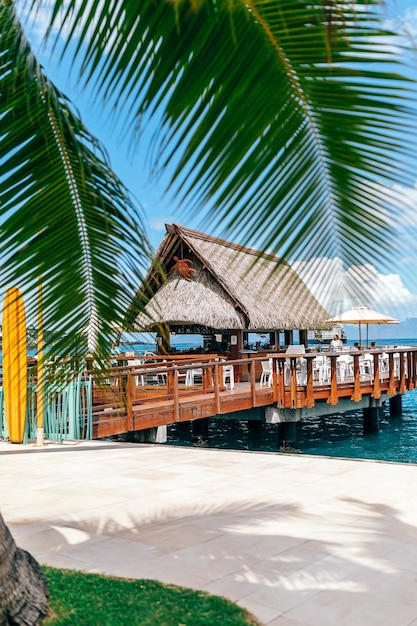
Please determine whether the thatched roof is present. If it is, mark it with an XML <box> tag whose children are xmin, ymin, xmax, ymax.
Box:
<box><xmin>135</xmin><ymin>224</ymin><xmax>329</xmax><ymax>331</ymax></box>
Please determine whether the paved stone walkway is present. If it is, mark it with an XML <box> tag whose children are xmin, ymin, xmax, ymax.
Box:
<box><xmin>1</xmin><ymin>439</ymin><xmax>417</xmax><ymax>625</ymax></box>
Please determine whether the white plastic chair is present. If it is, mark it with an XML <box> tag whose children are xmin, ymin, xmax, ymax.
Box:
<box><xmin>313</xmin><ymin>355</ymin><xmax>331</xmax><ymax>385</ymax></box>
<box><xmin>379</xmin><ymin>352</ymin><xmax>389</xmax><ymax>380</ymax></box>
<box><xmin>359</xmin><ymin>354</ymin><xmax>374</xmax><ymax>381</ymax></box>
<box><xmin>285</xmin><ymin>347</ymin><xmax>307</xmax><ymax>385</ymax></box>
<box><xmin>260</xmin><ymin>360</ymin><xmax>273</xmax><ymax>388</ymax></box>
<box><xmin>222</xmin><ymin>364</ymin><xmax>235</xmax><ymax>389</ymax></box>
<box><xmin>296</xmin><ymin>357</ymin><xmax>307</xmax><ymax>385</ymax></box>
<box><xmin>185</xmin><ymin>368</ymin><xmax>203</xmax><ymax>386</ymax></box>
<box><xmin>131</xmin><ymin>358</ymin><xmax>167</xmax><ymax>386</ymax></box>
<box><xmin>337</xmin><ymin>355</ymin><xmax>354</xmax><ymax>382</ymax></box>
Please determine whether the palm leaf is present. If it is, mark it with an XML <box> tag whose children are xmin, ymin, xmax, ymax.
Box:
<box><xmin>0</xmin><ymin>1</ymin><xmax>153</xmax><ymax>360</ymax></box>
<box><xmin>40</xmin><ymin>0</ymin><xmax>416</xmax><ymax>301</ymax></box>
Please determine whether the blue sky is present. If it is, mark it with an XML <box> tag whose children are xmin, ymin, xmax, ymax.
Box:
<box><xmin>15</xmin><ymin>0</ymin><xmax>417</xmax><ymax>324</ymax></box>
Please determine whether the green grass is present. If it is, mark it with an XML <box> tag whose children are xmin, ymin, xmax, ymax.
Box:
<box><xmin>41</xmin><ymin>566</ymin><xmax>261</xmax><ymax>626</ymax></box>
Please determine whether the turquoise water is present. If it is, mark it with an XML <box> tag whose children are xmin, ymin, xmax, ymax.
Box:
<box><xmin>168</xmin><ymin>391</ymin><xmax>417</xmax><ymax>463</ymax></box>
<box><xmin>295</xmin><ymin>389</ymin><xmax>417</xmax><ymax>463</ymax></box>
<box><xmin>167</xmin><ymin>338</ymin><xmax>417</xmax><ymax>464</ymax></box>
<box><xmin>118</xmin><ymin>342</ymin><xmax>202</xmax><ymax>353</ymax></box>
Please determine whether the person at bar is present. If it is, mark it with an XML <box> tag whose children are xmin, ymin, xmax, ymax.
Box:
<box><xmin>330</xmin><ymin>334</ymin><xmax>343</xmax><ymax>351</ymax></box>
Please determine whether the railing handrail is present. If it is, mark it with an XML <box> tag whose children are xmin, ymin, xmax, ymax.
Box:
<box><xmin>98</xmin><ymin>347</ymin><xmax>417</xmax><ymax>375</ymax></box>
<box><xmin>85</xmin><ymin>346</ymin><xmax>417</xmax><ymax>438</ymax></box>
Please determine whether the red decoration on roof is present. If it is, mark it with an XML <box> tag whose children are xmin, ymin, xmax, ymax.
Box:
<box><xmin>170</xmin><ymin>256</ymin><xmax>196</xmax><ymax>282</ymax></box>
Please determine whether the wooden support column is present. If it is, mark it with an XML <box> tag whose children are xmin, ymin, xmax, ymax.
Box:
<box><xmin>289</xmin><ymin>357</ymin><xmax>297</xmax><ymax>408</ymax></box>
<box><xmin>351</xmin><ymin>354</ymin><xmax>362</xmax><ymax>401</ymax></box>
<box><xmin>284</xmin><ymin>330</ymin><xmax>293</xmax><ymax>348</ymax></box>
<box><xmin>388</xmin><ymin>352</ymin><xmax>396</xmax><ymax>395</ymax></box>
<box><xmin>399</xmin><ymin>352</ymin><xmax>406</xmax><ymax>394</ymax></box>
<box><xmin>279</xmin><ymin>422</ymin><xmax>297</xmax><ymax>448</ymax></box>
<box><xmin>214</xmin><ymin>362</ymin><xmax>221</xmax><ymax>414</ymax></box>
<box><xmin>305</xmin><ymin>358</ymin><xmax>314</xmax><ymax>408</ymax></box>
<box><xmin>390</xmin><ymin>394</ymin><xmax>402</xmax><ymax>416</ymax></box>
<box><xmin>299</xmin><ymin>329</ymin><xmax>308</xmax><ymax>349</ymax></box>
<box><xmin>126</xmin><ymin>372</ymin><xmax>134</xmax><ymax>432</ymax></box>
<box><xmin>250</xmin><ymin>358</ymin><xmax>257</xmax><ymax>407</ymax></box>
<box><xmin>272</xmin><ymin>358</ymin><xmax>278</xmax><ymax>404</ymax></box>
<box><xmin>372</xmin><ymin>353</ymin><xmax>381</xmax><ymax>399</ymax></box>
<box><xmin>156</xmin><ymin>322</ymin><xmax>170</xmax><ymax>355</ymax></box>
<box><xmin>192</xmin><ymin>418</ymin><xmax>209</xmax><ymax>442</ymax></box>
<box><xmin>167</xmin><ymin>367</ymin><xmax>175</xmax><ymax>396</ymax></box>
<box><xmin>202</xmin><ymin>365</ymin><xmax>213</xmax><ymax>390</ymax></box>
<box><xmin>275</xmin><ymin>330</ymin><xmax>281</xmax><ymax>351</ymax></box>
<box><xmin>412</xmin><ymin>352</ymin><xmax>417</xmax><ymax>389</ymax></box>
<box><xmin>407</xmin><ymin>352</ymin><xmax>414</xmax><ymax>390</ymax></box>
<box><xmin>275</xmin><ymin>358</ymin><xmax>285</xmax><ymax>408</ymax></box>
<box><xmin>231</xmin><ymin>330</ymin><xmax>244</xmax><ymax>382</ymax></box>
<box><xmin>410</xmin><ymin>352</ymin><xmax>417</xmax><ymax>389</ymax></box>
<box><xmin>363</xmin><ymin>406</ymin><xmax>380</xmax><ymax>433</ymax></box>
<box><xmin>327</xmin><ymin>355</ymin><xmax>338</xmax><ymax>405</ymax></box>
<box><xmin>173</xmin><ymin>367</ymin><xmax>180</xmax><ymax>423</ymax></box>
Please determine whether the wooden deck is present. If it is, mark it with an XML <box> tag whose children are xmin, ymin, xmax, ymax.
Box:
<box><xmin>91</xmin><ymin>348</ymin><xmax>417</xmax><ymax>439</ymax></box>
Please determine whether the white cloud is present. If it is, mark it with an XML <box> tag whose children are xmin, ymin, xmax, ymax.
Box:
<box><xmin>292</xmin><ymin>256</ymin><xmax>417</xmax><ymax>322</ymax></box>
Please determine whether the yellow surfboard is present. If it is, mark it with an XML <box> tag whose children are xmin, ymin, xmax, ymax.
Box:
<box><xmin>2</xmin><ymin>287</ymin><xmax>27</xmax><ymax>443</ymax></box>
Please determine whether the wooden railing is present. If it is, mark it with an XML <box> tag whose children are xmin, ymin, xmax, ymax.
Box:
<box><xmin>90</xmin><ymin>347</ymin><xmax>417</xmax><ymax>438</ymax></box>
<box><xmin>273</xmin><ymin>348</ymin><xmax>417</xmax><ymax>409</ymax></box>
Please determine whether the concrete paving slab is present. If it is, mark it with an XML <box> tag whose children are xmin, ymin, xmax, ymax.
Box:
<box><xmin>1</xmin><ymin>439</ymin><xmax>417</xmax><ymax>625</ymax></box>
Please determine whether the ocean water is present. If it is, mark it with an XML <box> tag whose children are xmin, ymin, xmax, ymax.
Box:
<box><xmin>167</xmin><ymin>390</ymin><xmax>417</xmax><ymax>463</ymax></box>
<box><xmin>118</xmin><ymin>342</ymin><xmax>202</xmax><ymax>354</ymax></box>
<box><xmin>167</xmin><ymin>338</ymin><xmax>417</xmax><ymax>464</ymax></box>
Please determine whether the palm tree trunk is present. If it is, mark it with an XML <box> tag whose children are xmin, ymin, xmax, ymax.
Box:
<box><xmin>0</xmin><ymin>512</ymin><xmax>49</xmax><ymax>624</ymax></box>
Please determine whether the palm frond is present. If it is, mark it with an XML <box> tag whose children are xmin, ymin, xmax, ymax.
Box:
<box><xmin>40</xmin><ymin>0</ymin><xmax>417</xmax><ymax>291</ymax></box>
<box><xmin>0</xmin><ymin>1</ymin><xmax>153</xmax><ymax>360</ymax></box>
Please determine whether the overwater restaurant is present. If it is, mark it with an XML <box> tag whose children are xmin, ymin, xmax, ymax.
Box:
<box><xmin>134</xmin><ymin>224</ymin><xmax>329</xmax><ymax>371</ymax></box>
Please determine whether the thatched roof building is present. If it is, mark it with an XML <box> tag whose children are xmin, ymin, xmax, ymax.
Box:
<box><xmin>135</xmin><ymin>224</ymin><xmax>328</xmax><ymax>333</ymax></box>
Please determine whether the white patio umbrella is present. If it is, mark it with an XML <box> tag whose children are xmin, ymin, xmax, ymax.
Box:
<box><xmin>325</xmin><ymin>306</ymin><xmax>399</xmax><ymax>348</ymax></box>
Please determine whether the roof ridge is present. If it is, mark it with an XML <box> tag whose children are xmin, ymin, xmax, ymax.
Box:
<box><xmin>167</xmin><ymin>223</ymin><xmax>286</xmax><ymax>265</ymax></box>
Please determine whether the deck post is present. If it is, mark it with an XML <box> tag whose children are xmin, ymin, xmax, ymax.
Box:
<box><xmin>305</xmin><ymin>358</ymin><xmax>314</xmax><ymax>408</ymax></box>
<box><xmin>389</xmin><ymin>394</ymin><xmax>402</xmax><ymax>417</ymax></box>
<box><xmin>173</xmin><ymin>367</ymin><xmax>180</xmax><ymax>423</ymax></box>
<box><xmin>126</xmin><ymin>372</ymin><xmax>134</xmax><ymax>432</ymax></box>
<box><xmin>327</xmin><ymin>355</ymin><xmax>338</xmax><ymax>405</ymax></box>
<box><xmin>407</xmin><ymin>352</ymin><xmax>414</xmax><ymax>390</ymax></box>
<box><xmin>351</xmin><ymin>354</ymin><xmax>362</xmax><ymax>402</ymax></box>
<box><xmin>399</xmin><ymin>353</ymin><xmax>406</xmax><ymax>393</ymax></box>
<box><xmin>372</xmin><ymin>353</ymin><xmax>381</xmax><ymax>399</ymax></box>
<box><xmin>248</xmin><ymin>419</ymin><xmax>263</xmax><ymax>442</ymax></box>
<box><xmin>250</xmin><ymin>359</ymin><xmax>257</xmax><ymax>406</ymax></box>
<box><xmin>412</xmin><ymin>352</ymin><xmax>417</xmax><ymax>389</ymax></box>
<box><xmin>192</xmin><ymin>417</ymin><xmax>209</xmax><ymax>442</ymax></box>
<box><xmin>275</xmin><ymin>357</ymin><xmax>285</xmax><ymax>407</ymax></box>
<box><xmin>278</xmin><ymin>421</ymin><xmax>297</xmax><ymax>448</ymax></box>
<box><xmin>214</xmin><ymin>362</ymin><xmax>221</xmax><ymax>414</ymax></box>
<box><xmin>363</xmin><ymin>399</ymin><xmax>381</xmax><ymax>433</ymax></box>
